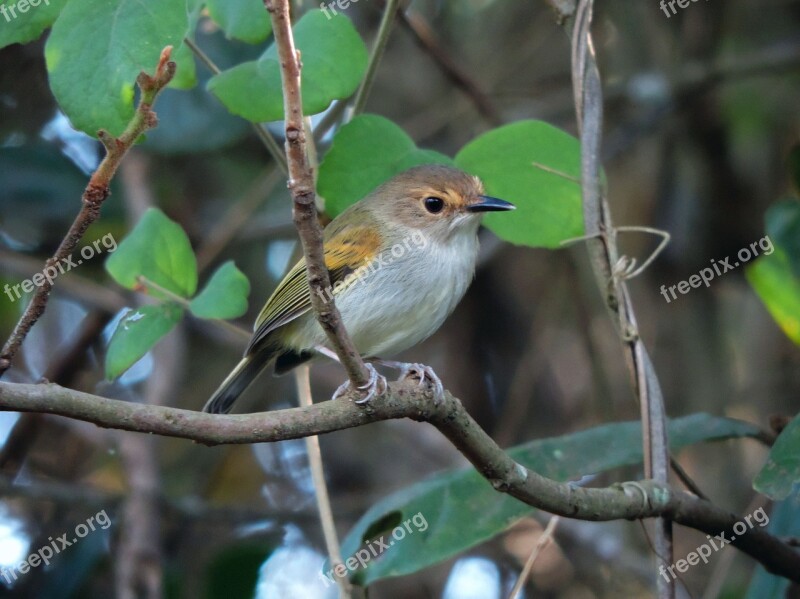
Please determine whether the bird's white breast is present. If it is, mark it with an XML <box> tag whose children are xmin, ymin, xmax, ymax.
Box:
<box><xmin>288</xmin><ymin>227</ymin><xmax>480</xmax><ymax>358</ymax></box>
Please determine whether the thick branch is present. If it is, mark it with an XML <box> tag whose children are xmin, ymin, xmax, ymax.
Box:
<box><xmin>0</xmin><ymin>47</ymin><xmax>176</xmax><ymax>378</ymax></box>
<box><xmin>264</xmin><ymin>0</ymin><xmax>369</xmax><ymax>388</ymax></box>
<box><xmin>0</xmin><ymin>379</ymin><xmax>797</xmax><ymax>582</ymax></box>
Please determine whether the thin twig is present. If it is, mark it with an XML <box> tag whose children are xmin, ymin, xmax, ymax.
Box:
<box><xmin>398</xmin><ymin>9</ymin><xmax>502</xmax><ymax>126</ymax></box>
<box><xmin>0</xmin><ymin>47</ymin><xmax>176</xmax><ymax>379</ymax></box>
<box><xmin>549</xmin><ymin>0</ymin><xmax>675</xmax><ymax>595</ymax></box>
<box><xmin>507</xmin><ymin>516</ymin><xmax>561</xmax><ymax>599</ymax></box>
<box><xmin>183</xmin><ymin>37</ymin><xmax>288</xmax><ymax>174</ymax></box>
<box><xmin>264</xmin><ymin>0</ymin><xmax>369</xmax><ymax>388</ymax></box>
<box><xmin>0</xmin><ymin>379</ymin><xmax>798</xmax><ymax>584</ymax></box>
<box><xmin>352</xmin><ymin>0</ymin><xmax>402</xmax><ymax>115</ymax></box>
<box><xmin>294</xmin><ymin>366</ymin><xmax>352</xmax><ymax>598</ymax></box>
<box><xmin>313</xmin><ymin>97</ymin><xmax>350</xmax><ymax>143</ymax></box>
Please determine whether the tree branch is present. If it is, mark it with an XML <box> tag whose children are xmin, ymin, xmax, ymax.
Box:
<box><xmin>0</xmin><ymin>379</ymin><xmax>797</xmax><ymax>582</ymax></box>
<box><xmin>558</xmin><ymin>1</ymin><xmax>675</xmax><ymax>595</ymax></box>
<box><xmin>0</xmin><ymin>47</ymin><xmax>176</xmax><ymax>378</ymax></box>
<box><xmin>263</xmin><ymin>0</ymin><xmax>369</xmax><ymax>388</ymax></box>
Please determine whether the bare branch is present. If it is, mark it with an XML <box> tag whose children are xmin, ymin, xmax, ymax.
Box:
<box><xmin>0</xmin><ymin>47</ymin><xmax>176</xmax><ymax>378</ymax></box>
<box><xmin>559</xmin><ymin>1</ymin><xmax>675</xmax><ymax>595</ymax></box>
<box><xmin>0</xmin><ymin>379</ymin><xmax>798</xmax><ymax>583</ymax></box>
<box><xmin>264</xmin><ymin>0</ymin><xmax>369</xmax><ymax>388</ymax></box>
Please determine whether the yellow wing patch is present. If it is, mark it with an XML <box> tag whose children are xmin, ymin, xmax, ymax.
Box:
<box><xmin>247</xmin><ymin>225</ymin><xmax>382</xmax><ymax>354</ymax></box>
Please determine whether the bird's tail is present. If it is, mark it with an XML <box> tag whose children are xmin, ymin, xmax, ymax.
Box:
<box><xmin>203</xmin><ymin>353</ymin><xmax>269</xmax><ymax>414</ymax></box>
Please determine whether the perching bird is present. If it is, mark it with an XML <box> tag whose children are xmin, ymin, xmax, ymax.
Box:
<box><xmin>203</xmin><ymin>164</ymin><xmax>514</xmax><ymax>414</ymax></box>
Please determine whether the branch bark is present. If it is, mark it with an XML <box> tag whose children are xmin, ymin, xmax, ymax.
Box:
<box><xmin>0</xmin><ymin>47</ymin><xmax>176</xmax><ymax>378</ymax></box>
<box><xmin>0</xmin><ymin>379</ymin><xmax>798</xmax><ymax>582</ymax></box>
<box><xmin>263</xmin><ymin>0</ymin><xmax>369</xmax><ymax>389</ymax></box>
<box><xmin>549</xmin><ymin>0</ymin><xmax>676</xmax><ymax>595</ymax></box>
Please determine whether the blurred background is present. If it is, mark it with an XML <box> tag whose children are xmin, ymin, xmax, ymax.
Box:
<box><xmin>0</xmin><ymin>0</ymin><xmax>799</xmax><ymax>597</ymax></box>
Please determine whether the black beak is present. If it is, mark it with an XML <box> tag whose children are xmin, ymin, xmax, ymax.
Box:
<box><xmin>467</xmin><ymin>195</ymin><xmax>516</xmax><ymax>213</ymax></box>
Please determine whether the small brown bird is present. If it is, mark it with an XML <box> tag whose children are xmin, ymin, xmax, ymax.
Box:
<box><xmin>204</xmin><ymin>164</ymin><xmax>514</xmax><ymax>414</ymax></box>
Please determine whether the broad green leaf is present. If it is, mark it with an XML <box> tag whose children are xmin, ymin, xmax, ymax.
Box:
<box><xmin>189</xmin><ymin>261</ymin><xmax>250</xmax><ymax>319</ymax></box>
<box><xmin>317</xmin><ymin>114</ymin><xmax>454</xmax><ymax>217</ymax></box>
<box><xmin>106</xmin><ymin>208</ymin><xmax>198</xmax><ymax>298</ymax></box>
<box><xmin>744</xmin><ymin>492</ymin><xmax>800</xmax><ymax>599</ymax></box>
<box><xmin>455</xmin><ymin>120</ymin><xmax>584</xmax><ymax>248</ymax></box>
<box><xmin>746</xmin><ymin>248</ymin><xmax>800</xmax><ymax>346</ymax></box>
<box><xmin>45</xmin><ymin>0</ymin><xmax>190</xmax><ymax>137</ymax></box>
<box><xmin>765</xmin><ymin>199</ymin><xmax>800</xmax><ymax>278</ymax></box>
<box><xmin>340</xmin><ymin>414</ymin><xmax>762</xmax><ymax>586</ymax></box>
<box><xmin>208</xmin><ymin>9</ymin><xmax>367</xmax><ymax>123</ymax></box>
<box><xmin>0</xmin><ymin>0</ymin><xmax>68</xmax><ymax>49</ymax></box>
<box><xmin>206</xmin><ymin>0</ymin><xmax>271</xmax><ymax>44</ymax></box>
<box><xmin>754</xmin><ymin>413</ymin><xmax>800</xmax><ymax>500</ymax></box>
<box><xmin>105</xmin><ymin>303</ymin><xmax>183</xmax><ymax>379</ymax></box>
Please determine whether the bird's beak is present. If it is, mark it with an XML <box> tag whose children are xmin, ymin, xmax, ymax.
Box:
<box><xmin>467</xmin><ymin>195</ymin><xmax>516</xmax><ymax>213</ymax></box>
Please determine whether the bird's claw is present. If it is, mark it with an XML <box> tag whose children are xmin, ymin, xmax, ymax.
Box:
<box><xmin>398</xmin><ymin>362</ymin><xmax>444</xmax><ymax>404</ymax></box>
<box><xmin>332</xmin><ymin>363</ymin><xmax>388</xmax><ymax>405</ymax></box>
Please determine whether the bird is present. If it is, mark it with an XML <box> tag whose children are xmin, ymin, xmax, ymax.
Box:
<box><xmin>203</xmin><ymin>164</ymin><xmax>515</xmax><ymax>414</ymax></box>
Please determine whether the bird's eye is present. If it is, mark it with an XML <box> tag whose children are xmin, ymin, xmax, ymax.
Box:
<box><xmin>424</xmin><ymin>197</ymin><xmax>445</xmax><ymax>214</ymax></box>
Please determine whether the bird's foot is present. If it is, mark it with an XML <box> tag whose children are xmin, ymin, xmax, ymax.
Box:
<box><xmin>332</xmin><ymin>363</ymin><xmax>388</xmax><ymax>405</ymax></box>
<box><xmin>373</xmin><ymin>360</ymin><xmax>444</xmax><ymax>404</ymax></box>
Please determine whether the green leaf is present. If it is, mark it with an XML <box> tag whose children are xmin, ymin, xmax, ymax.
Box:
<box><xmin>754</xmin><ymin>414</ymin><xmax>800</xmax><ymax>500</ymax></box>
<box><xmin>105</xmin><ymin>303</ymin><xmax>183</xmax><ymax>379</ymax></box>
<box><xmin>0</xmin><ymin>0</ymin><xmax>68</xmax><ymax>49</ymax></box>
<box><xmin>45</xmin><ymin>0</ymin><xmax>190</xmax><ymax>137</ymax></box>
<box><xmin>189</xmin><ymin>261</ymin><xmax>250</xmax><ymax>319</ymax></box>
<box><xmin>339</xmin><ymin>414</ymin><xmax>762</xmax><ymax>586</ymax></box>
<box><xmin>105</xmin><ymin>208</ymin><xmax>198</xmax><ymax>298</ymax></box>
<box><xmin>206</xmin><ymin>0</ymin><xmax>271</xmax><ymax>44</ymax></box>
<box><xmin>317</xmin><ymin>114</ymin><xmax>454</xmax><ymax>217</ymax></box>
<box><xmin>746</xmin><ymin>248</ymin><xmax>800</xmax><ymax>346</ymax></box>
<box><xmin>765</xmin><ymin>199</ymin><xmax>800</xmax><ymax>278</ymax></box>
<box><xmin>455</xmin><ymin>120</ymin><xmax>584</xmax><ymax>248</ymax></box>
<box><xmin>208</xmin><ymin>9</ymin><xmax>367</xmax><ymax>123</ymax></box>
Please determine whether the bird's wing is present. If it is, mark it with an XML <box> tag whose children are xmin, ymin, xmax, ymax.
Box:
<box><xmin>246</xmin><ymin>223</ymin><xmax>382</xmax><ymax>354</ymax></box>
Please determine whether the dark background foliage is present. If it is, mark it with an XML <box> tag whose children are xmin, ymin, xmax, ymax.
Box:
<box><xmin>0</xmin><ymin>0</ymin><xmax>798</xmax><ymax>597</ymax></box>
